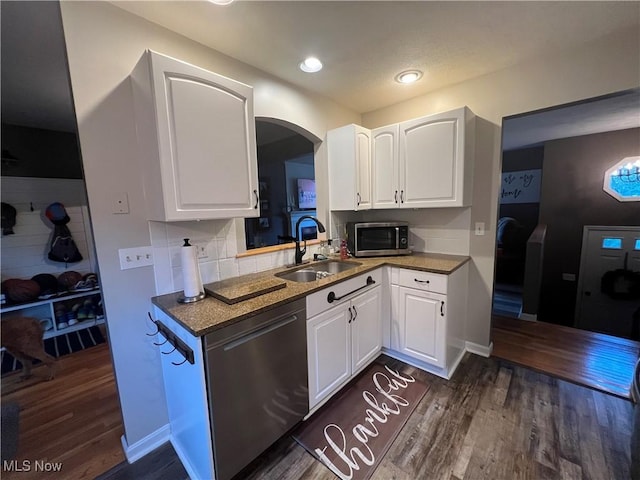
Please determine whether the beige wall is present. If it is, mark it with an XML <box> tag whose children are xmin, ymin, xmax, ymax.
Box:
<box><xmin>362</xmin><ymin>26</ymin><xmax>640</xmax><ymax>348</ymax></box>
<box><xmin>59</xmin><ymin>1</ymin><xmax>358</xmax><ymax>451</ymax></box>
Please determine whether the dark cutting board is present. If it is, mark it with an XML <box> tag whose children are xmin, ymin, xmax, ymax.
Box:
<box><xmin>204</xmin><ymin>276</ymin><xmax>286</xmax><ymax>304</ymax></box>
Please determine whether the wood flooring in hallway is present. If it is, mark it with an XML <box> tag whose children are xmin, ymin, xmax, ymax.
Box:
<box><xmin>491</xmin><ymin>314</ymin><xmax>640</xmax><ymax>399</ymax></box>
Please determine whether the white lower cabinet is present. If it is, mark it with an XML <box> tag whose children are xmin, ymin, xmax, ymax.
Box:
<box><xmin>389</xmin><ymin>264</ymin><xmax>468</xmax><ymax>379</ymax></box>
<box><xmin>306</xmin><ymin>270</ymin><xmax>382</xmax><ymax>411</ymax></box>
<box><xmin>396</xmin><ymin>286</ymin><xmax>446</xmax><ymax>368</ymax></box>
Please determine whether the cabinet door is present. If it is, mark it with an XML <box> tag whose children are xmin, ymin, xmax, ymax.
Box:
<box><xmin>307</xmin><ymin>304</ymin><xmax>351</xmax><ymax>409</ymax></box>
<box><xmin>355</xmin><ymin>128</ymin><xmax>372</xmax><ymax>210</ymax></box>
<box><xmin>139</xmin><ymin>51</ymin><xmax>258</xmax><ymax>221</ymax></box>
<box><xmin>399</xmin><ymin>108</ymin><xmax>465</xmax><ymax>208</ymax></box>
<box><xmin>397</xmin><ymin>286</ymin><xmax>446</xmax><ymax>368</ymax></box>
<box><xmin>351</xmin><ymin>286</ymin><xmax>382</xmax><ymax>374</ymax></box>
<box><xmin>328</xmin><ymin>124</ymin><xmax>371</xmax><ymax>211</ymax></box>
<box><xmin>371</xmin><ymin>124</ymin><xmax>399</xmax><ymax>209</ymax></box>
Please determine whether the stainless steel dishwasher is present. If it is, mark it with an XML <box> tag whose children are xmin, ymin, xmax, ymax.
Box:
<box><xmin>204</xmin><ymin>299</ymin><xmax>308</xmax><ymax>480</ymax></box>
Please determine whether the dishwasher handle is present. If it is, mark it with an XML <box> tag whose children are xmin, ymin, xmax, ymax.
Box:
<box><xmin>223</xmin><ymin>314</ymin><xmax>298</xmax><ymax>351</ymax></box>
<box><xmin>327</xmin><ymin>276</ymin><xmax>375</xmax><ymax>304</ymax></box>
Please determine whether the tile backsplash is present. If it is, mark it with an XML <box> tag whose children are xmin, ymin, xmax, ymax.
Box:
<box><xmin>149</xmin><ymin>219</ymin><xmax>322</xmax><ymax>295</ymax></box>
<box><xmin>331</xmin><ymin>208</ymin><xmax>472</xmax><ymax>256</ymax></box>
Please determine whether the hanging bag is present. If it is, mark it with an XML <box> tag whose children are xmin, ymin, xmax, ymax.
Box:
<box><xmin>45</xmin><ymin>202</ymin><xmax>83</xmax><ymax>264</ymax></box>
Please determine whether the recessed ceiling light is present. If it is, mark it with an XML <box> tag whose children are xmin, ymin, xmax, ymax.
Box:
<box><xmin>395</xmin><ymin>70</ymin><xmax>423</xmax><ymax>84</ymax></box>
<box><xmin>208</xmin><ymin>0</ymin><xmax>234</xmax><ymax>5</ymax></box>
<box><xmin>300</xmin><ymin>57</ymin><xmax>323</xmax><ymax>73</ymax></box>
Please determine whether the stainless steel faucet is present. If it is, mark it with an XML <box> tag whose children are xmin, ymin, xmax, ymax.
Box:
<box><xmin>294</xmin><ymin>215</ymin><xmax>326</xmax><ymax>265</ymax></box>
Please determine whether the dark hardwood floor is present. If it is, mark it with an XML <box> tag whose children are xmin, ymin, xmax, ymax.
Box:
<box><xmin>2</xmin><ymin>318</ymin><xmax>636</xmax><ymax>480</ymax></box>
<box><xmin>492</xmin><ymin>315</ymin><xmax>640</xmax><ymax>399</ymax></box>
<box><xmin>238</xmin><ymin>353</ymin><xmax>633</xmax><ymax>480</ymax></box>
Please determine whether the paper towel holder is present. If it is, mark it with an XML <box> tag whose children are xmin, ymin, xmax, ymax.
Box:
<box><xmin>178</xmin><ymin>238</ymin><xmax>206</xmax><ymax>304</ymax></box>
<box><xmin>178</xmin><ymin>291</ymin><xmax>206</xmax><ymax>304</ymax></box>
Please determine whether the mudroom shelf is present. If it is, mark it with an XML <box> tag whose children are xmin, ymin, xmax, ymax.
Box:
<box><xmin>1</xmin><ymin>288</ymin><xmax>105</xmax><ymax>340</ymax></box>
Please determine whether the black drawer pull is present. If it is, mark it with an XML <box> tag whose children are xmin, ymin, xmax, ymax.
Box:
<box><xmin>440</xmin><ymin>301</ymin><xmax>445</xmax><ymax>317</ymax></box>
<box><xmin>414</xmin><ymin>278</ymin><xmax>430</xmax><ymax>284</ymax></box>
<box><xmin>327</xmin><ymin>276</ymin><xmax>375</xmax><ymax>303</ymax></box>
<box><xmin>253</xmin><ymin>190</ymin><xmax>259</xmax><ymax>209</ymax></box>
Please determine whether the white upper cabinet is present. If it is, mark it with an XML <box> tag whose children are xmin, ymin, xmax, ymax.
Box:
<box><xmin>131</xmin><ymin>50</ymin><xmax>259</xmax><ymax>221</ymax></box>
<box><xmin>370</xmin><ymin>107</ymin><xmax>475</xmax><ymax>209</ymax></box>
<box><xmin>399</xmin><ymin>107</ymin><xmax>474</xmax><ymax>208</ymax></box>
<box><xmin>327</xmin><ymin>124</ymin><xmax>372</xmax><ymax>211</ymax></box>
<box><xmin>371</xmin><ymin>124</ymin><xmax>400</xmax><ymax>209</ymax></box>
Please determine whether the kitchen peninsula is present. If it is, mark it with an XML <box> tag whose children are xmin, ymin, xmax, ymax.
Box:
<box><xmin>151</xmin><ymin>252</ymin><xmax>470</xmax><ymax>480</ymax></box>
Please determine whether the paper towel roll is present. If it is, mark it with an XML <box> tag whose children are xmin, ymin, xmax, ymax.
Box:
<box><xmin>181</xmin><ymin>239</ymin><xmax>203</xmax><ymax>298</ymax></box>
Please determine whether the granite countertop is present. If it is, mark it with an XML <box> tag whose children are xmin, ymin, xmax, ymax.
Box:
<box><xmin>151</xmin><ymin>252</ymin><xmax>470</xmax><ymax>337</ymax></box>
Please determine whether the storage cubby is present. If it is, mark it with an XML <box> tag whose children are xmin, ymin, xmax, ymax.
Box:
<box><xmin>1</xmin><ymin>288</ymin><xmax>105</xmax><ymax>340</ymax></box>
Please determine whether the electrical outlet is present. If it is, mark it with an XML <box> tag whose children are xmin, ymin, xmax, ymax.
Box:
<box><xmin>112</xmin><ymin>192</ymin><xmax>130</xmax><ymax>214</ymax></box>
<box><xmin>195</xmin><ymin>243</ymin><xmax>208</xmax><ymax>259</ymax></box>
<box><xmin>118</xmin><ymin>246</ymin><xmax>153</xmax><ymax>270</ymax></box>
<box><xmin>474</xmin><ymin>222</ymin><xmax>485</xmax><ymax>236</ymax></box>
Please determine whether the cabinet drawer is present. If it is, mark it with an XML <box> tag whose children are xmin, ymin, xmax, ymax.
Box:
<box><xmin>306</xmin><ymin>269</ymin><xmax>382</xmax><ymax>319</ymax></box>
<box><xmin>396</xmin><ymin>269</ymin><xmax>447</xmax><ymax>294</ymax></box>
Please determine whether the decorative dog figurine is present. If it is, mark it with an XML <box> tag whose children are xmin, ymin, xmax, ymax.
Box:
<box><xmin>1</xmin><ymin>316</ymin><xmax>57</xmax><ymax>380</ymax></box>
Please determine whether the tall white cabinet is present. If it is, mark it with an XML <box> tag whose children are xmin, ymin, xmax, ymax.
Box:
<box><xmin>327</xmin><ymin>124</ymin><xmax>372</xmax><ymax>211</ymax></box>
<box><xmin>371</xmin><ymin>124</ymin><xmax>400</xmax><ymax>209</ymax></box>
<box><xmin>131</xmin><ymin>50</ymin><xmax>259</xmax><ymax>221</ymax></box>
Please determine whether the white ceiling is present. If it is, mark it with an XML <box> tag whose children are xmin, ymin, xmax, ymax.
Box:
<box><xmin>111</xmin><ymin>0</ymin><xmax>639</xmax><ymax>114</ymax></box>
<box><xmin>1</xmin><ymin>1</ymin><xmax>639</xmax><ymax>148</ymax></box>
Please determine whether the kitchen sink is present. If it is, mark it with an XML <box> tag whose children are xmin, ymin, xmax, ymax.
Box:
<box><xmin>275</xmin><ymin>260</ymin><xmax>361</xmax><ymax>283</ymax></box>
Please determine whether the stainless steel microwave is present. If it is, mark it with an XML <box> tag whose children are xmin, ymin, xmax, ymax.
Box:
<box><xmin>346</xmin><ymin>222</ymin><xmax>410</xmax><ymax>257</ymax></box>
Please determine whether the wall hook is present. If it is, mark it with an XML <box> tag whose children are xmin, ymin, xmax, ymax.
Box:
<box><xmin>171</xmin><ymin>357</ymin><xmax>189</xmax><ymax>366</ymax></box>
<box><xmin>146</xmin><ymin>312</ymin><xmax>160</xmax><ymax>336</ymax></box>
<box><xmin>161</xmin><ymin>345</ymin><xmax>177</xmax><ymax>355</ymax></box>
<box><xmin>153</xmin><ymin>336</ymin><xmax>169</xmax><ymax>347</ymax></box>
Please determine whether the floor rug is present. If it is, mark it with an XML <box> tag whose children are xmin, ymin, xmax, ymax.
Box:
<box><xmin>292</xmin><ymin>358</ymin><xmax>429</xmax><ymax>480</ymax></box>
<box><xmin>1</xmin><ymin>325</ymin><xmax>106</xmax><ymax>376</ymax></box>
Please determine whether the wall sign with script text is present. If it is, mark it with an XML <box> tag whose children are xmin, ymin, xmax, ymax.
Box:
<box><xmin>500</xmin><ymin>168</ymin><xmax>542</xmax><ymax>204</ymax></box>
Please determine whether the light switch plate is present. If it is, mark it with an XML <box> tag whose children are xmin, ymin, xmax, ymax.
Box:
<box><xmin>474</xmin><ymin>222</ymin><xmax>485</xmax><ymax>236</ymax></box>
<box><xmin>118</xmin><ymin>246</ymin><xmax>153</xmax><ymax>270</ymax></box>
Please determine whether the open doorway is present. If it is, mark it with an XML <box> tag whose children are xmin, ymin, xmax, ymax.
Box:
<box><xmin>1</xmin><ymin>2</ymin><xmax>122</xmax><ymax>475</ymax></box>
<box><xmin>493</xmin><ymin>88</ymin><xmax>640</xmax><ymax>340</ymax></box>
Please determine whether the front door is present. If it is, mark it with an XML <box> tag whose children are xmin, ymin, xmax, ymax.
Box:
<box><xmin>575</xmin><ymin>226</ymin><xmax>640</xmax><ymax>338</ymax></box>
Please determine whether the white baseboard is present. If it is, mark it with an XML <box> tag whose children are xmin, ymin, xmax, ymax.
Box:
<box><xmin>519</xmin><ymin>312</ymin><xmax>538</xmax><ymax>321</ymax></box>
<box><xmin>120</xmin><ymin>424</ymin><xmax>171</xmax><ymax>463</ymax></box>
<box><xmin>465</xmin><ymin>341</ymin><xmax>493</xmax><ymax>358</ymax></box>
<box><xmin>170</xmin><ymin>436</ymin><xmax>213</xmax><ymax>480</ymax></box>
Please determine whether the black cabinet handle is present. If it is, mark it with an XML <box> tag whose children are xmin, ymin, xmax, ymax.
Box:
<box><xmin>394</xmin><ymin>190</ymin><xmax>398</xmax><ymax>203</ymax></box>
<box><xmin>400</xmin><ymin>190</ymin><xmax>404</xmax><ymax>203</ymax></box>
<box><xmin>327</xmin><ymin>276</ymin><xmax>375</xmax><ymax>303</ymax></box>
<box><xmin>414</xmin><ymin>278</ymin><xmax>430</xmax><ymax>284</ymax></box>
<box><xmin>352</xmin><ymin>305</ymin><xmax>358</xmax><ymax>322</ymax></box>
<box><xmin>357</xmin><ymin>192</ymin><xmax>361</xmax><ymax>206</ymax></box>
<box><xmin>348</xmin><ymin>307</ymin><xmax>353</xmax><ymax>323</ymax></box>
<box><xmin>440</xmin><ymin>301</ymin><xmax>445</xmax><ymax>317</ymax></box>
<box><xmin>253</xmin><ymin>190</ymin><xmax>259</xmax><ymax>209</ymax></box>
